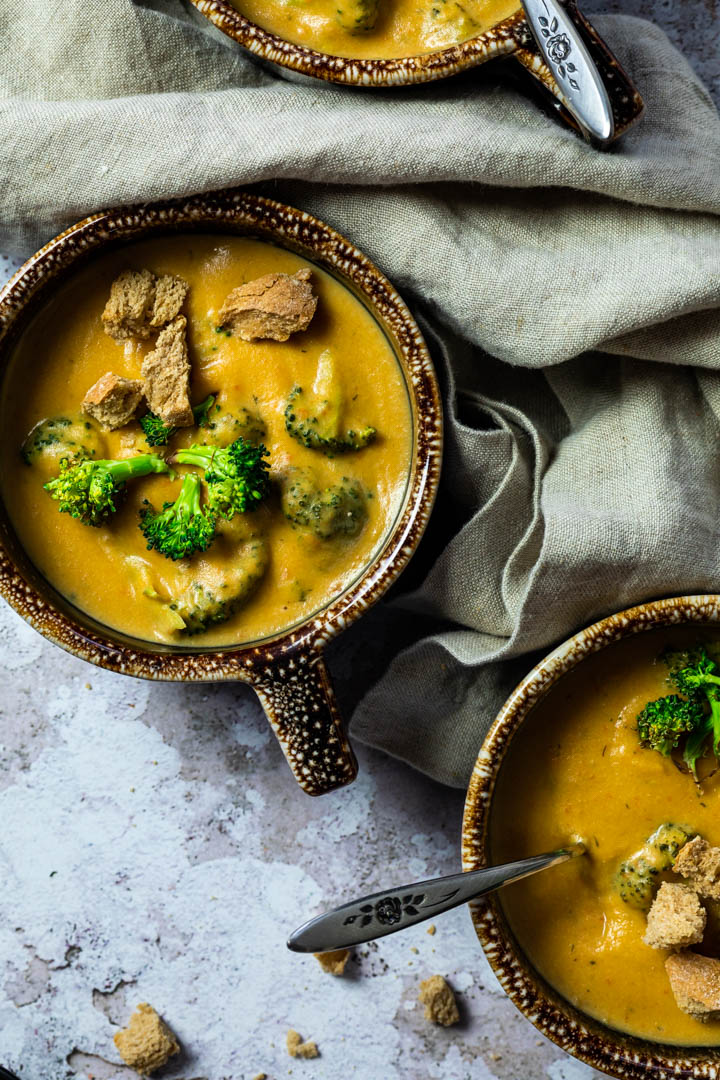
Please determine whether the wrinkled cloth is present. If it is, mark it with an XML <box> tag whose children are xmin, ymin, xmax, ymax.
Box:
<box><xmin>2</xmin><ymin>1</ymin><xmax>720</xmax><ymax>785</ymax></box>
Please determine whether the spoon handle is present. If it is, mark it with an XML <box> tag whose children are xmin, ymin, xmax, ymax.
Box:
<box><xmin>287</xmin><ymin>843</ymin><xmax>585</xmax><ymax>953</ymax></box>
<box><xmin>520</xmin><ymin>0</ymin><xmax>614</xmax><ymax>145</ymax></box>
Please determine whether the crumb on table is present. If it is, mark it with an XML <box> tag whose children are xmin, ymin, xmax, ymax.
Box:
<box><xmin>113</xmin><ymin>1002</ymin><xmax>179</xmax><ymax>1075</ymax></box>
<box><xmin>314</xmin><ymin>948</ymin><xmax>351</xmax><ymax>975</ymax></box>
<box><xmin>287</xmin><ymin>1028</ymin><xmax>320</xmax><ymax>1059</ymax></box>
<box><xmin>426</xmin><ymin>924</ymin><xmax>436</xmax><ymax>936</ymax></box>
<box><xmin>418</xmin><ymin>975</ymin><xmax>460</xmax><ymax>1026</ymax></box>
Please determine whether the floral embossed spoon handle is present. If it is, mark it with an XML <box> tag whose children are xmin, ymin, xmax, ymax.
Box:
<box><xmin>520</xmin><ymin>0</ymin><xmax>614</xmax><ymax>144</ymax></box>
<box><xmin>287</xmin><ymin>843</ymin><xmax>585</xmax><ymax>952</ymax></box>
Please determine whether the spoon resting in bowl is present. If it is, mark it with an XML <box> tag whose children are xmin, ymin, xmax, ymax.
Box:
<box><xmin>288</xmin><ymin>841</ymin><xmax>586</xmax><ymax>953</ymax></box>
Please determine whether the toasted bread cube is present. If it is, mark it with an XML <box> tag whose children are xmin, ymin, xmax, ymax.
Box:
<box><xmin>102</xmin><ymin>269</ymin><xmax>188</xmax><ymax>341</ymax></box>
<box><xmin>82</xmin><ymin>372</ymin><xmax>143</xmax><ymax>430</ymax></box>
<box><xmin>150</xmin><ymin>274</ymin><xmax>189</xmax><ymax>329</ymax></box>
<box><xmin>418</xmin><ymin>975</ymin><xmax>460</xmax><ymax>1026</ymax></box>
<box><xmin>113</xmin><ymin>1003</ymin><xmax>179</xmax><ymax>1074</ymax></box>
<box><xmin>674</xmin><ymin>837</ymin><xmax>720</xmax><ymax>900</ymax></box>
<box><xmin>644</xmin><ymin>883</ymin><xmax>706</xmax><ymax>950</ymax></box>
<box><xmin>218</xmin><ymin>268</ymin><xmax>317</xmax><ymax>342</ymax></box>
<box><xmin>665</xmin><ymin>952</ymin><xmax>720</xmax><ymax>1019</ymax></box>
<box><xmin>141</xmin><ymin>316</ymin><xmax>193</xmax><ymax>427</ymax></box>
<box><xmin>286</xmin><ymin>1029</ymin><xmax>319</xmax><ymax>1059</ymax></box>
<box><xmin>314</xmin><ymin>948</ymin><xmax>351</xmax><ymax>975</ymax></box>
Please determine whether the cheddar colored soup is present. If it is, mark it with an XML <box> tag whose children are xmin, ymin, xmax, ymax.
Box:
<box><xmin>231</xmin><ymin>0</ymin><xmax>520</xmax><ymax>59</ymax></box>
<box><xmin>491</xmin><ymin>628</ymin><xmax>720</xmax><ymax>1045</ymax></box>
<box><xmin>0</xmin><ymin>236</ymin><xmax>412</xmax><ymax>647</ymax></box>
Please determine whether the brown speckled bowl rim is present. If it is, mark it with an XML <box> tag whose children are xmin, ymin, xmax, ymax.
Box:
<box><xmin>0</xmin><ymin>188</ymin><xmax>442</xmax><ymax>685</ymax></box>
<box><xmin>191</xmin><ymin>0</ymin><xmax>527</xmax><ymax>86</ymax></box>
<box><xmin>462</xmin><ymin>594</ymin><xmax>720</xmax><ymax>1079</ymax></box>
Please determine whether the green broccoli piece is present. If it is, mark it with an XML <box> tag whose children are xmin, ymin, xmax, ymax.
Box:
<box><xmin>203</xmin><ymin>405</ymin><xmax>267</xmax><ymax>448</ymax></box>
<box><xmin>283</xmin><ymin>348</ymin><xmax>376</xmax><ymax>456</ymax></box>
<box><xmin>171</xmin><ymin>532</ymin><xmax>268</xmax><ymax>634</ymax></box>
<box><xmin>139</xmin><ymin>472</ymin><xmax>216</xmax><ymax>561</ymax></box>
<box><xmin>335</xmin><ymin>0</ymin><xmax>379</xmax><ymax>31</ymax></box>
<box><xmin>615</xmin><ymin>824</ymin><xmax>694</xmax><ymax>909</ymax></box>
<box><xmin>637</xmin><ymin>695</ymin><xmax>705</xmax><ymax>757</ymax></box>
<box><xmin>139</xmin><ymin>395</ymin><xmax>216</xmax><ymax>447</ymax></box>
<box><xmin>281</xmin><ymin>467</ymin><xmax>368</xmax><ymax>540</ymax></box>
<box><xmin>22</xmin><ymin>414</ymin><xmax>105</xmax><ymax>466</ymax></box>
<box><xmin>636</xmin><ymin>642</ymin><xmax>720</xmax><ymax>775</ymax></box>
<box><xmin>173</xmin><ymin>437</ymin><xmax>270</xmax><ymax>521</ymax></box>
<box><xmin>44</xmin><ymin>453</ymin><xmax>171</xmax><ymax>527</ymax></box>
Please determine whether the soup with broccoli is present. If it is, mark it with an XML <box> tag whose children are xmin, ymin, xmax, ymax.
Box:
<box><xmin>0</xmin><ymin>235</ymin><xmax>412</xmax><ymax>647</ymax></box>
<box><xmin>231</xmin><ymin>0</ymin><xmax>520</xmax><ymax>60</ymax></box>
<box><xmin>490</xmin><ymin>628</ymin><xmax>720</xmax><ymax>1045</ymax></box>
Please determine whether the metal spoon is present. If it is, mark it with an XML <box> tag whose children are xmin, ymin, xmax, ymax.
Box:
<box><xmin>287</xmin><ymin>842</ymin><xmax>586</xmax><ymax>953</ymax></box>
<box><xmin>520</xmin><ymin>0</ymin><xmax>614</xmax><ymax>146</ymax></box>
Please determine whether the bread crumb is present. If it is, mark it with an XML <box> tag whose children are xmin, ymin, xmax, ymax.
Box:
<box><xmin>665</xmin><ymin>952</ymin><xmax>720</xmax><ymax>1019</ymax></box>
<box><xmin>314</xmin><ymin>948</ymin><xmax>350</xmax><ymax>975</ymax></box>
<box><xmin>102</xmin><ymin>269</ymin><xmax>187</xmax><ymax>340</ymax></box>
<box><xmin>674</xmin><ymin>837</ymin><xmax>720</xmax><ymax>900</ymax></box>
<box><xmin>141</xmin><ymin>315</ymin><xmax>193</xmax><ymax>427</ymax></box>
<box><xmin>286</xmin><ymin>1029</ymin><xmax>319</xmax><ymax>1059</ymax></box>
<box><xmin>82</xmin><ymin>372</ymin><xmax>143</xmax><ymax>430</ymax></box>
<box><xmin>426</xmin><ymin>924</ymin><xmax>436</xmax><ymax>936</ymax></box>
<box><xmin>113</xmin><ymin>1003</ymin><xmax>179</xmax><ymax>1074</ymax></box>
<box><xmin>644</xmin><ymin>882</ymin><xmax>706</xmax><ymax>950</ymax></box>
<box><xmin>252</xmin><ymin>1074</ymin><xmax>267</xmax><ymax>1080</ymax></box>
<box><xmin>218</xmin><ymin>269</ymin><xmax>317</xmax><ymax>342</ymax></box>
<box><xmin>410</xmin><ymin>947</ymin><xmax>418</xmax><ymax>954</ymax></box>
<box><xmin>418</xmin><ymin>975</ymin><xmax>460</xmax><ymax>1026</ymax></box>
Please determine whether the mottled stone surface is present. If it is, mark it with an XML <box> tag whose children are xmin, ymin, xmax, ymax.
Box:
<box><xmin>0</xmin><ymin>11</ymin><xmax>717</xmax><ymax>1075</ymax></box>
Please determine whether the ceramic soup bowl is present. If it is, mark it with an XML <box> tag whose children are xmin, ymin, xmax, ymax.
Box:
<box><xmin>462</xmin><ymin>594</ymin><xmax>720</xmax><ymax>1079</ymax></box>
<box><xmin>190</xmin><ymin>0</ymin><xmax>643</xmax><ymax>142</ymax></box>
<box><xmin>0</xmin><ymin>190</ymin><xmax>442</xmax><ymax>797</ymax></box>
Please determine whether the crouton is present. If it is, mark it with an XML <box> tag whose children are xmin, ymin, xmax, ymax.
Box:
<box><xmin>674</xmin><ymin>836</ymin><xmax>720</xmax><ymax>900</ymax></box>
<box><xmin>113</xmin><ymin>1003</ymin><xmax>179</xmax><ymax>1074</ymax></box>
<box><xmin>418</xmin><ymin>975</ymin><xmax>460</xmax><ymax>1026</ymax></box>
<box><xmin>286</xmin><ymin>1029</ymin><xmax>319</xmax><ymax>1059</ymax></box>
<box><xmin>665</xmin><ymin>952</ymin><xmax>720</xmax><ymax>1020</ymax></box>
<box><xmin>314</xmin><ymin>948</ymin><xmax>350</xmax><ymax>975</ymax></box>
<box><xmin>218</xmin><ymin>268</ymin><xmax>317</xmax><ymax>342</ymax></box>
<box><xmin>82</xmin><ymin>372</ymin><xmax>144</xmax><ymax>430</ymax></box>
<box><xmin>102</xmin><ymin>270</ymin><xmax>188</xmax><ymax>340</ymax></box>
<box><xmin>151</xmin><ymin>274</ymin><xmax>189</xmax><ymax>329</ymax></box>
<box><xmin>643</xmin><ymin>883</ymin><xmax>706</xmax><ymax>950</ymax></box>
<box><xmin>141</xmin><ymin>316</ymin><xmax>193</xmax><ymax>427</ymax></box>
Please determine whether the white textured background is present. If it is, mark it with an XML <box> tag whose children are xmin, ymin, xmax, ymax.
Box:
<box><xmin>1</xmin><ymin>6</ymin><xmax>718</xmax><ymax>1075</ymax></box>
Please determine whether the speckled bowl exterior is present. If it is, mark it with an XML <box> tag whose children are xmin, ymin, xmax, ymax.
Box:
<box><xmin>462</xmin><ymin>594</ymin><xmax>720</xmax><ymax>1079</ymax></box>
<box><xmin>189</xmin><ymin>0</ymin><xmax>644</xmax><ymax>139</ymax></box>
<box><xmin>0</xmin><ymin>190</ymin><xmax>442</xmax><ymax>797</ymax></box>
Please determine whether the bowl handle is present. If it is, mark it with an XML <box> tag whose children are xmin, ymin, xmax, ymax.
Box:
<box><xmin>249</xmin><ymin>649</ymin><xmax>358</xmax><ymax>796</ymax></box>
<box><xmin>511</xmin><ymin>0</ymin><xmax>644</xmax><ymax>144</ymax></box>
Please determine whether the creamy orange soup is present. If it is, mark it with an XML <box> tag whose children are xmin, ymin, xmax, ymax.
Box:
<box><xmin>0</xmin><ymin>236</ymin><xmax>412</xmax><ymax>647</ymax></box>
<box><xmin>232</xmin><ymin>0</ymin><xmax>520</xmax><ymax>59</ymax></box>
<box><xmin>491</xmin><ymin>628</ymin><xmax>720</xmax><ymax>1045</ymax></box>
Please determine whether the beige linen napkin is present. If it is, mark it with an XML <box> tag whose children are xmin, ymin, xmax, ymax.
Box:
<box><xmin>2</xmin><ymin>1</ymin><xmax>720</xmax><ymax>784</ymax></box>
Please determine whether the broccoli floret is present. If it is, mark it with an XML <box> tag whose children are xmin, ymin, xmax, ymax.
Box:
<box><xmin>283</xmin><ymin>349</ymin><xmax>376</xmax><ymax>456</ymax></box>
<box><xmin>203</xmin><ymin>405</ymin><xmax>267</xmax><ymax>448</ymax></box>
<box><xmin>171</xmin><ymin>531</ymin><xmax>268</xmax><ymax>634</ymax></box>
<box><xmin>335</xmin><ymin>0</ymin><xmax>379</xmax><ymax>31</ymax></box>
<box><xmin>139</xmin><ymin>395</ymin><xmax>216</xmax><ymax>447</ymax></box>
<box><xmin>637</xmin><ymin>695</ymin><xmax>705</xmax><ymax>757</ymax></box>
<box><xmin>281</xmin><ymin>467</ymin><xmax>368</xmax><ymax>540</ymax></box>
<box><xmin>44</xmin><ymin>453</ymin><xmax>171</xmax><ymax>527</ymax></box>
<box><xmin>173</xmin><ymin>437</ymin><xmax>270</xmax><ymax>520</ymax></box>
<box><xmin>636</xmin><ymin>643</ymin><xmax>720</xmax><ymax>775</ymax></box>
<box><xmin>616</xmin><ymin>824</ymin><xmax>694</xmax><ymax>908</ymax></box>
<box><xmin>21</xmin><ymin>414</ymin><xmax>105</xmax><ymax>466</ymax></box>
<box><xmin>139</xmin><ymin>472</ymin><xmax>216</xmax><ymax>561</ymax></box>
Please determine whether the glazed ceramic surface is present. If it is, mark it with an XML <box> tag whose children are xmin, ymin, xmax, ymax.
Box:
<box><xmin>0</xmin><ymin>190</ymin><xmax>442</xmax><ymax>797</ymax></box>
<box><xmin>190</xmin><ymin>0</ymin><xmax>643</xmax><ymax>141</ymax></box>
<box><xmin>462</xmin><ymin>595</ymin><xmax>720</xmax><ymax>1079</ymax></box>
